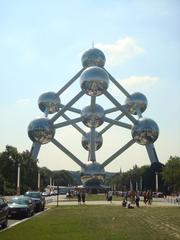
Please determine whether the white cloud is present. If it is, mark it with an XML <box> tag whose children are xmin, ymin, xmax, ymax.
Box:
<box><xmin>96</xmin><ymin>37</ymin><xmax>145</xmax><ymax>66</ymax></box>
<box><xmin>16</xmin><ymin>98</ymin><xmax>31</xmax><ymax>106</ymax></box>
<box><xmin>120</xmin><ymin>75</ymin><xmax>159</xmax><ymax>89</ymax></box>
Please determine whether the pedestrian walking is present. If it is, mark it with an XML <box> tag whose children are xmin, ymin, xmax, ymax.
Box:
<box><xmin>81</xmin><ymin>190</ymin><xmax>86</xmax><ymax>204</ymax></box>
<box><xmin>77</xmin><ymin>191</ymin><xmax>81</xmax><ymax>205</ymax></box>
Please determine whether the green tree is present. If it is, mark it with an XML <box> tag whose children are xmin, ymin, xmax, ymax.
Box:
<box><xmin>161</xmin><ymin>156</ymin><xmax>180</xmax><ymax>193</ymax></box>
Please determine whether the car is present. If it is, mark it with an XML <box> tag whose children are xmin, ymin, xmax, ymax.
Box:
<box><xmin>8</xmin><ymin>196</ymin><xmax>34</xmax><ymax>218</ymax></box>
<box><xmin>152</xmin><ymin>192</ymin><xmax>164</xmax><ymax>198</ymax></box>
<box><xmin>42</xmin><ymin>192</ymin><xmax>49</xmax><ymax>197</ymax></box>
<box><xmin>0</xmin><ymin>197</ymin><xmax>8</xmax><ymax>229</ymax></box>
<box><xmin>24</xmin><ymin>191</ymin><xmax>45</xmax><ymax>212</ymax></box>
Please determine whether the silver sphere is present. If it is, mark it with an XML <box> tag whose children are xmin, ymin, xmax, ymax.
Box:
<box><xmin>131</xmin><ymin>118</ymin><xmax>159</xmax><ymax>145</ymax></box>
<box><xmin>80</xmin><ymin>66</ymin><xmax>109</xmax><ymax>96</ymax></box>
<box><xmin>125</xmin><ymin>92</ymin><xmax>148</xmax><ymax>115</ymax></box>
<box><xmin>38</xmin><ymin>92</ymin><xmax>60</xmax><ymax>114</ymax></box>
<box><xmin>81</xmin><ymin>104</ymin><xmax>105</xmax><ymax>128</ymax></box>
<box><xmin>28</xmin><ymin>118</ymin><xmax>55</xmax><ymax>144</ymax></box>
<box><xmin>81</xmin><ymin>48</ymin><xmax>106</xmax><ymax>68</ymax></box>
<box><xmin>82</xmin><ymin>131</ymin><xmax>103</xmax><ymax>151</ymax></box>
<box><xmin>81</xmin><ymin>162</ymin><xmax>105</xmax><ymax>186</ymax></box>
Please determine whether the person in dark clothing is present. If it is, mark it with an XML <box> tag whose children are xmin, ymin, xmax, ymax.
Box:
<box><xmin>77</xmin><ymin>191</ymin><xmax>81</xmax><ymax>205</ymax></box>
<box><xmin>81</xmin><ymin>191</ymin><xmax>86</xmax><ymax>204</ymax></box>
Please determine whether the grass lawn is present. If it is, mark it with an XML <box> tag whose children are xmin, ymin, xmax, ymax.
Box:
<box><xmin>1</xmin><ymin>205</ymin><xmax>180</xmax><ymax>240</ymax></box>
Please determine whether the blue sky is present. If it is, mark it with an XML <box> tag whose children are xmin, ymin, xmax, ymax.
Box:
<box><xmin>0</xmin><ymin>0</ymin><xmax>180</xmax><ymax>172</ymax></box>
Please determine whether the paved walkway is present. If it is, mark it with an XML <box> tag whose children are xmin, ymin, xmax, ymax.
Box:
<box><xmin>46</xmin><ymin>196</ymin><xmax>180</xmax><ymax>207</ymax></box>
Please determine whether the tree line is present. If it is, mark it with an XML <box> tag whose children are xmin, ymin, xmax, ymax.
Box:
<box><xmin>0</xmin><ymin>145</ymin><xmax>79</xmax><ymax>195</ymax></box>
<box><xmin>105</xmin><ymin>157</ymin><xmax>180</xmax><ymax>194</ymax></box>
<box><xmin>0</xmin><ymin>145</ymin><xmax>180</xmax><ymax>195</ymax></box>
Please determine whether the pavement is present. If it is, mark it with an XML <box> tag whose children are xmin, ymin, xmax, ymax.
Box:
<box><xmin>46</xmin><ymin>195</ymin><xmax>180</xmax><ymax>207</ymax></box>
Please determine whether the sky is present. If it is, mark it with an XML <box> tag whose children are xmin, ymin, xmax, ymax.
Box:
<box><xmin>0</xmin><ymin>0</ymin><xmax>180</xmax><ymax>173</ymax></box>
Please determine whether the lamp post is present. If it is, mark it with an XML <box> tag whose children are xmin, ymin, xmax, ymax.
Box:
<box><xmin>17</xmin><ymin>162</ymin><xmax>21</xmax><ymax>195</ymax></box>
<box><xmin>38</xmin><ymin>171</ymin><xmax>41</xmax><ymax>191</ymax></box>
<box><xmin>140</xmin><ymin>176</ymin><xmax>143</xmax><ymax>192</ymax></box>
<box><xmin>155</xmin><ymin>172</ymin><xmax>159</xmax><ymax>192</ymax></box>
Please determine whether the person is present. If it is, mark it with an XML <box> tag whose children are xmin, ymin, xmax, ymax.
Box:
<box><xmin>81</xmin><ymin>190</ymin><xmax>86</xmax><ymax>204</ymax></box>
<box><xmin>135</xmin><ymin>192</ymin><xmax>140</xmax><ymax>207</ymax></box>
<box><xmin>77</xmin><ymin>191</ymin><xmax>81</xmax><ymax>205</ymax></box>
<box><xmin>127</xmin><ymin>202</ymin><xmax>134</xmax><ymax>209</ymax></box>
<box><xmin>107</xmin><ymin>190</ymin><xmax>113</xmax><ymax>203</ymax></box>
<box><xmin>122</xmin><ymin>198</ymin><xmax>127</xmax><ymax>207</ymax></box>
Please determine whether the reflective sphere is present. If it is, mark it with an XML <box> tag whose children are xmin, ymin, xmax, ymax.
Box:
<box><xmin>81</xmin><ymin>48</ymin><xmax>106</xmax><ymax>68</ymax></box>
<box><xmin>81</xmin><ymin>162</ymin><xmax>105</xmax><ymax>186</ymax></box>
<box><xmin>80</xmin><ymin>66</ymin><xmax>109</xmax><ymax>96</ymax></box>
<box><xmin>131</xmin><ymin>118</ymin><xmax>159</xmax><ymax>145</ymax></box>
<box><xmin>82</xmin><ymin>131</ymin><xmax>103</xmax><ymax>151</ymax></box>
<box><xmin>38</xmin><ymin>92</ymin><xmax>60</xmax><ymax>114</ymax></box>
<box><xmin>28</xmin><ymin>118</ymin><xmax>55</xmax><ymax>144</ymax></box>
<box><xmin>125</xmin><ymin>92</ymin><xmax>147</xmax><ymax>115</ymax></box>
<box><xmin>81</xmin><ymin>104</ymin><xmax>105</xmax><ymax>128</ymax></box>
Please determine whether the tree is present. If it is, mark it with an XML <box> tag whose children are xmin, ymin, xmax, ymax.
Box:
<box><xmin>161</xmin><ymin>156</ymin><xmax>180</xmax><ymax>193</ymax></box>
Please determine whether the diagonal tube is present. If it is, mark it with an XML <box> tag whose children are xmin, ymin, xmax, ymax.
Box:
<box><xmin>30</xmin><ymin>142</ymin><xmax>41</xmax><ymax>160</ymax></box>
<box><xmin>51</xmin><ymin>138</ymin><xmax>85</xmax><ymax>168</ymax></box>
<box><xmin>102</xmin><ymin>139</ymin><xmax>135</xmax><ymax>168</ymax></box>
<box><xmin>56</xmin><ymin>68</ymin><xmax>85</xmax><ymax>96</ymax></box>
<box><xmin>104</xmin><ymin>91</ymin><xmax>138</xmax><ymax>124</ymax></box>
<box><xmin>51</xmin><ymin>91</ymin><xmax>84</xmax><ymax>122</ymax></box>
<box><xmin>104</xmin><ymin>117</ymin><xmax>132</xmax><ymax>129</ymax></box>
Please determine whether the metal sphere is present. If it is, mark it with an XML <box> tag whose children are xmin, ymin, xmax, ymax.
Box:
<box><xmin>81</xmin><ymin>48</ymin><xmax>106</xmax><ymax>68</ymax></box>
<box><xmin>125</xmin><ymin>92</ymin><xmax>148</xmax><ymax>115</ymax></box>
<box><xmin>81</xmin><ymin>162</ymin><xmax>105</xmax><ymax>186</ymax></box>
<box><xmin>81</xmin><ymin>104</ymin><xmax>105</xmax><ymax>128</ymax></box>
<box><xmin>28</xmin><ymin>118</ymin><xmax>55</xmax><ymax>144</ymax></box>
<box><xmin>80</xmin><ymin>66</ymin><xmax>109</xmax><ymax>96</ymax></box>
<box><xmin>131</xmin><ymin>118</ymin><xmax>159</xmax><ymax>145</ymax></box>
<box><xmin>81</xmin><ymin>131</ymin><xmax>103</xmax><ymax>151</ymax></box>
<box><xmin>38</xmin><ymin>92</ymin><xmax>60</xmax><ymax>114</ymax></box>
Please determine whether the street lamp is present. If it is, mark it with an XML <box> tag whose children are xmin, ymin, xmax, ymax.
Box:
<box><xmin>9</xmin><ymin>156</ymin><xmax>21</xmax><ymax>195</ymax></box>
<box><xmin>17</xmin><ymin>162</ymin><xmax>21</xmax><ymax>195</ymax></box>
<box><xmin>38</xmin><ymin>171</ymin><xmax>41</xmax><ymax>191</ymax></box>
<box><xmin>155</xmin><ymin>172</ymin><xmax>159</xmax><ymax>192</ymax></box>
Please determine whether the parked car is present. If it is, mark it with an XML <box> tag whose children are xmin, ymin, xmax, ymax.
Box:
<box><xmin>42</xmin><ymin>192</ymin><xmax>49</xmax><ymax>197</ymax></box>
<box><xmin>8</xmin><ymin>196</ymin><xmax>34</xmax><ymax>218</ymax></box>
<box><xmin>0</xmin><ymin>197</ymin><xmax>8</xmax><ymax>229</ymax></box>
<box><xmin>24</xmin><ymin>191</ymin><xmax>45</xmax><ymax>212</ymax></box>
<box><xmin>152</xmin><ymin>192</ymin><xmax>164</xmax><ymax>198</ymax></box>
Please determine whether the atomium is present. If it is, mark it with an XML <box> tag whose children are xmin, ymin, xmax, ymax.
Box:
<box><xmin>81</xmin><ymin>162</ymin><xmax>105</xmax><ymax>186</ymax></box>
<box><xmin>82</xmin><ymin>131</ymin><xmax>103</xmax><ymax>151</ymax></box>
<box><xmin>81</xmin><ymin>104</ymin><xmax>105</xmax><ymax>128</ymax></box>
<box><xmin>80</xmin><ymin>66</ymin><xmax>109</xmax><ymax>96</ymax></box>
<box><xmin>28</xmin><ymin>118</ymin><xmax>55</xmax><ymax>144</ymax></box>
<box><xmin>125</xmin><ymin>92</ymin><xmax>147</xmax><ymax>115</ymax></box>
<box><xmin>28</xmin><ymin>46</ymin><xmax>160</xmax><ymax>189</ymax></box>
<box><xmin>81</xmin><ymin>48</ymin><xmax>106</xmax><ymax>68</ymax></box>
<box><xmin>38</xmin><ymin>92</ymin><xmax>60</xmax><ymax>114</ymax></box>
<box><xmin>131</xmin><ymin>118</ymin><xmax>159</xmax><ymax>145</ymax></box>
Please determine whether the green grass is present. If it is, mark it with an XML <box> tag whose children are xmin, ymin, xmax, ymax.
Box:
<box><xmin>1</xmin><ymin>206</ymin><xmax>180</xmax><ymax>240</ymax></box>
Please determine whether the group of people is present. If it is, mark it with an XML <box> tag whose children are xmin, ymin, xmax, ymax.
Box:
<box><xmin>77</xmin><ymin>190</ymin><xmax>86</xmax><ymax>205</ymax></box>
<box><xmin>74</xmin><ymin>189</ymin><xmax>153</xmax><ymax>207</ymax></box>
<box><xmin>122</xmin><ymin>191</ymin><xmax>140</xmax><ymax>208</ymax></box>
